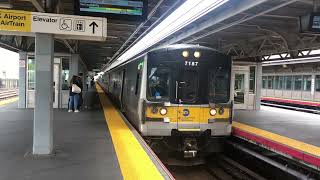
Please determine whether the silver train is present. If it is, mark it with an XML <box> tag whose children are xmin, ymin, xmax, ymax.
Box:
<box><xmin>99</xmin><ymin>44</ymin><xmax>233</xmax><ymax>157</ymax></box>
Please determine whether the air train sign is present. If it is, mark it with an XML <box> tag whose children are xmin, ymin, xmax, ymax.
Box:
<box><xmin>0</xmin><ymin>9</ymin><xmax>107</xmax><ymax>41</ymax></box>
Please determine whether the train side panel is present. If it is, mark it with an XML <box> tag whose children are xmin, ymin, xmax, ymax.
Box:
<box><xmin>104</xmin><ymin>55</ymin><xmax>147</xmax><ymax>131</ymax></box>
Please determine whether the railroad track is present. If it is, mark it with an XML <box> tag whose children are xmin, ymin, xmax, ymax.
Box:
<box><xmin>0</xmin><ymin>89</ymin><xmax>18</xmax><ymax>101</ymax></box>
<box><xmin>205</xmin><ymin>155</ymin><xmax>266</xmax><ymax>180</ymax></box>
<box><xmin>167</xmin><ymin>154</ymin><xmax>266</xmax><ymax>180</ymax></box>
<box><xmin>167</xmin><ymin>139</ymin><xmax>320</xmax><ymax>180</ymax></box>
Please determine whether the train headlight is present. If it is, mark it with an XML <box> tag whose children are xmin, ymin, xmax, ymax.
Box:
<box><xmin>160</xmin><ymin>108</ymin><xmax>167</xmax><ymax>115</ymax></box>
<box><xmin>182</xmin><ymin>50</ymin><xmax>189</xmax><ymax>58</ymax></box>
<box><xmin>194</xmin><ymin>51</ymin><xmax>201</xmax><ymax>58</ymax></box>
<box><xmin>209</xmin><ymin>109</ymin><xmax>217</xmax><ymax>116</ymax></box>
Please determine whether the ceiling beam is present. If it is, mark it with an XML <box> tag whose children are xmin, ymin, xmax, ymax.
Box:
<box><xmin>109</xmin><ymin>0</ymin><xmax>169</xmax><ymax>64</ymax></box>
<box><xmin>161</xmin><ymin>0</ymin><xmax>269</xmax><ymax>46</ymax></box>
<box><xmin>19</xmin><ymin>0</ymin><xmax>45</xmax><ymax>12</ymax></box>
<box><xmin>184</xmin><ymin>0</ymin><xmax>298</xmax><ymax>44</ymax></box>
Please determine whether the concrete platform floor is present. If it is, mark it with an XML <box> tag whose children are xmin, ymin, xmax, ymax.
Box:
<box><xmin>0</xmin><ymin>90</ymin><xmax>122</xmax><ymax>180</ymax></box>
<box><xmin>0</xmin><ymin>98</ymin><xmax>18</xmax><ymax>110</ymax></box>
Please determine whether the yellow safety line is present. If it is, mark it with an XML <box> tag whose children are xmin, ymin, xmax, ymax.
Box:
<box><xmin>96</xmin><ymin>85</ymin><xmax>164</xmax><ymax>180</ymax></box>
<box><xmin>263</xmin><ymin>96</ymin><xmax>320</xmax><ymax>104</ymax></box>
<box><xmin>0</xmin><ymin>97</ymin><xmax>18</xmax><ymax>106</ymax></box>
<box><xmin>178</xmin><ymin>128</ymin><xmax>201</xmax><ymax>132</ymax></box>
<box><xmin>233</xmin><ymin>121</ymin><xmax>320</xmax><ymax>157</ymax></box>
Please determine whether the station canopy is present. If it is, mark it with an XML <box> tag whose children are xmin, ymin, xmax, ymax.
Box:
<box><xmin>0</xmin><ymin>0</ymin><xmax>319</xmax><ymax>70</ymax></box>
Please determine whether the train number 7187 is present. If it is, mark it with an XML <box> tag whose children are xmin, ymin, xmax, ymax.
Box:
<box><xmin>185</xmin><ymin>61</ymin><xmax>199</xmax><ymax>67</ymax></box>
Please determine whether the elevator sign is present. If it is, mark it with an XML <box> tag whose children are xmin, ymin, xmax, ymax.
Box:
<box><xmin>0</xmin><ymin>9</ymin><xmax>107</xmax><ymax>41</ymax></box>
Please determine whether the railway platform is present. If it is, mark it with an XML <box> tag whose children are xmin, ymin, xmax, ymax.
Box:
<box><xmin>233</xmin><ymin>106</ymin><xmax>320</xmax><ymax>170</ymax></box>
<box><xmin>0</xmin><ymin>87</ymin><xmax>172</xmax><ymax>180</ymax></box>
<box><xmin>261</xmin><ymin>97</ymin><xmax>320</xmax><ymax>108</ymax></box>
<box><xmin>0</xmin><ymin>97</ymin><xmax>18</xmax><ymax>110</ymax></box>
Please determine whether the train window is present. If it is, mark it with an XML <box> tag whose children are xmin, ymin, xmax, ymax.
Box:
<box><xmin>147</xmin><ymin>67</ymin><xmax>170</xmax><ymax>101</ymax></box>
<box><xmin>285</xmin><ymin>76</ymin><xmax>292</xmax><ymax>90</ymax></box>
<box><xmin>180</xmin><ymin>70</ymin><xmax>199</xmax><ymax>103</ymax></box>
<box><xmin>262</xmin><ymin>76</ymin><xmax>267</xmax><ymax>89</ymax></box>
<box><xmin>209</xmin><ymin>69</ymin><xmax>229</xmax><ymax>103</ymax></box>
<box><xmin>249</xmin><ymin>66</ymin><xmax>255</xmax><ymax>93</ymax></box>
<box><xmin>316</xmin><ymin>75</ymin><xmax>320</xmax><ymax>92</ymax></box>
<box><xmin>135</xmin><ymin>72</ymin><xmax>141</xmax><ymax>95</ymax></box>
<box><xmin>293</xmin><ymin>75</ymin><xmax>302</xmax><ymax>90</ymax></box>
<box><xmin>302</xmin><ymin>75</ymin><xmax>312</xmax><ymax>91</ymax></box>
<box><xmin>267</xmin><ymin>76</ymin><xmax>274</xmax><ymax>89</ymax></box>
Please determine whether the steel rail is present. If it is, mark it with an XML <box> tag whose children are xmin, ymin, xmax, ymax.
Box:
<box><xmin>228</xmin><ymin>141</ymin><xmax>316</xmax><ymax>180</ymax></box>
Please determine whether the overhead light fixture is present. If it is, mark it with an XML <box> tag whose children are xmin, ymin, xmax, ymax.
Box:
<box><xmin>106</xmin><ymin>0</ymin><xmax>229</xmax><ymax>71</ymax></box>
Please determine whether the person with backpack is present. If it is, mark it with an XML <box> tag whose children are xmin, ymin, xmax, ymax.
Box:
<box><xmin>68</xmin><ymin>75</ymin><xmax>82</xmax><ymax>113</ymax></box>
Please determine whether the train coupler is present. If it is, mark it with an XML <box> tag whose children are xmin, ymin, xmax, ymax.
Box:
<box><xmin>183</xmin><ymin>138</ymin><xmax>198</xmax><ymax>158</ymax></box>
<box><xmin>184</xmin><ymin>150</ymin><xmax>197</xmax><ymax>158</ymax></box>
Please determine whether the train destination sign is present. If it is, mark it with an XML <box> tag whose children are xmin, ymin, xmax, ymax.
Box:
<box><xmin>0</xmin><ymin>9</ymin><xmax>107</xmax><ymax>41</ymax></box>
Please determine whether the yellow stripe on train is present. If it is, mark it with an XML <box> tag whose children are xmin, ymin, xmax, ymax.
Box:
<box><xmin>145</xmin><ymin>105</ymin><xmax>230</xmax><ymax>123</ymax></box>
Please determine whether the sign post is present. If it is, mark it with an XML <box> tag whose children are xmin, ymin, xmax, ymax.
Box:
<box><xmin>0</xmin><ymin>9</ymin><xmax>107</xmax><ymax>155</ymax></box>
<box><xmin>0</xmin><ymin>9</ymin><xmax>107</xmax><ymax>41</ymax></box>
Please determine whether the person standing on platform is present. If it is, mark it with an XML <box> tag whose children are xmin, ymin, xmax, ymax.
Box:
<box><xmin>86</xmin><ymin>76</ymin><xmax>91</xmax><ymax>90</ymax></box>
<box><xmin>77</xmin><ymin>75</ymin><xmax>84</xmax><ymax>110</ymax></box>
<box><xmin>68</xmin><ymin>75</ymin><xmax>82</xmax><ymax>113</ymax></box>
<box><xmin>90</xmin><ymin>77</ymin><xmax>95</xmax><ymax>88</ymax></box>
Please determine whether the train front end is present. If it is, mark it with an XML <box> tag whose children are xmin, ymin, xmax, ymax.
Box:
<box><xmin>141</xmin><ymin>45</ymin><xmax>233</xmax><ymax>157</ymax></box>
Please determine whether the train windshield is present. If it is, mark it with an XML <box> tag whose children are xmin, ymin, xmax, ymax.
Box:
<box><xmin>147</xmin><ymin>48</ymin><xmax>231</xmax><ymax>104</ymax></box>
<box><xmin>208</xmin><ymin>67</ymin><xmax>230</xmax><ymax>103</ymax></box>
<box><xmin>179</xmin><ymin>70</ymin><xmax>199</xmax><ymax>103</ymax></box>
<box><xmin>147</xmin><ymin>67</ymin><xmax>170</xmax><ymax>101</ymax></box>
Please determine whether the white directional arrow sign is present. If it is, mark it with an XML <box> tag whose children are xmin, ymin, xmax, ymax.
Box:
<box><xmin>0</xmin><ymin>9</ymin><xmax>107</xmax><ymax>41</ymax></box>
<box><xmin>89</xmin><ymin>21</ymin><xmax>99</xmax><ymax>34</ymax></box>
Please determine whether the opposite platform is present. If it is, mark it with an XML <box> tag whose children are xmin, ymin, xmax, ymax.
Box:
<box><xmin>233</xmin><ymin>106</ymin><xmax>320</xmax><ymax>169</ymax></box>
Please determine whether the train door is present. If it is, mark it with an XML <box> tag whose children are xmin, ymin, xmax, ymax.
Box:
<box><xmin>120</xmin><ymin>69</ymin><xmax>126</xmax><ymax>111</ymax></box>
<box><xmin>176</xmin><ymin>68</ymin><xmax>201</xmax><ymax>130</ymax></box>
<box><xmin>232</xmin><ymin>66</ymin><xmax>250</xmax><ymax>109</ymax></box>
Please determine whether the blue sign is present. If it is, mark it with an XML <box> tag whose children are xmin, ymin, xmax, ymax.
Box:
<box><xmin>183</xmin><ymin>109</ymin><xmax>190</xmax><ymax>117</ymax></box>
